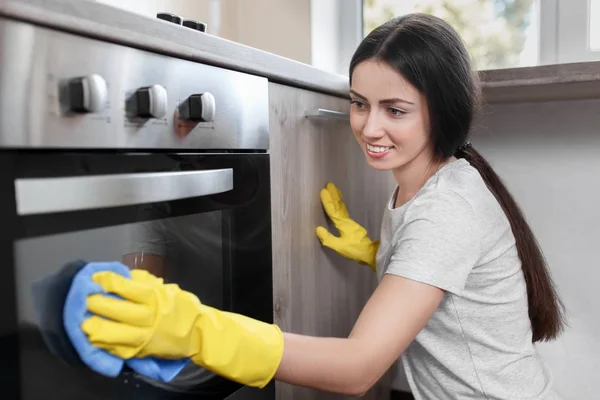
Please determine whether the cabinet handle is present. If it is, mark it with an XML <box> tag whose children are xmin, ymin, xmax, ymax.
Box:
<box><xmin>305</xmin><ymin>108</ymin><xmax>349</xmax><ymax>121</ymax></box>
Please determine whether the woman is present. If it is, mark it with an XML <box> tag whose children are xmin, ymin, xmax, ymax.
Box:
<box><xmin>80</xmin><ymin>14</ymin><xmax>566</xmax><ymax>399</ymax></box>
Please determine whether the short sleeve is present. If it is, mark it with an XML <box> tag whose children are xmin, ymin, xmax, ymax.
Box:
<box><xmin>385</xmin><ymin>189</ymin><xmax>482</xmax><ymax>295</ymax></box>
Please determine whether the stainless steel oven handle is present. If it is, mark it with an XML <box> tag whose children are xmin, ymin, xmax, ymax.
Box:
<box><xmin>15</xmin><ymin>168</ymin><xmax>233</xmax><ymax>216</ymax></box>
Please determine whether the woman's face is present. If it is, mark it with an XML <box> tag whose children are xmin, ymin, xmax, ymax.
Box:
<box><xmin>349</xmin><ymin>59</ymin><xmax>432</xmax><ymax>173</ymax></box>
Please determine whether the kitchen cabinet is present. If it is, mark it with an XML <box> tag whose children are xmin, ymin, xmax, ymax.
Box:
<box><xmin>268</xmin><ymin>82</ymin><xmax>397</xmax><ymax>400</ymax></box>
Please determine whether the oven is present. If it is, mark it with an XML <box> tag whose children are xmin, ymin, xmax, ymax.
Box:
<box><xmin>0</xmin><ymin>17</ymin><xmax>275</xmax><ymax>400</ymax></box>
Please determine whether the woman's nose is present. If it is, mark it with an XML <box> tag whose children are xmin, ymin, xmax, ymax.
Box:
<box><xmin>361</xmin><ymin>113</ymin><xmax>385</xmax><ymax>139</ymax></box>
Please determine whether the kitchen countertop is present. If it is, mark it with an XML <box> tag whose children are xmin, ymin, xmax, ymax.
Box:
<box><xmin>2</xmin><ymin>0</ymin><xmax>600</xmax><ymax>103</ymax></box>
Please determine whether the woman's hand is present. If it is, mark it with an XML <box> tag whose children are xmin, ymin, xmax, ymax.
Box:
<box><xmin>316</xmin><ymin>183</ymin><xmax>379</xmax><ymax>271</ymax></box>
<box><xmin>82</xmin><ymin>268</ymin><xmax>284</xmax><ymax>388</ymax></box>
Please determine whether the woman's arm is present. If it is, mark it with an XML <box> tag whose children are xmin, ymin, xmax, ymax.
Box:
<box><xmin>274</xmin><ymin>274</ymin><xmax>445</xmax><ymax>396</ymax></box>
<box><xmin>83</xmin><ymin>268</ymin><xmax>444</xmax><ymax>394</ymax></box>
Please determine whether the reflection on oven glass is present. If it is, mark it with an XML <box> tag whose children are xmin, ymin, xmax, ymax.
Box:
<box><xmin>122</xmin><ymin>205</ymin><xmax>224</xmax><ymax>309</ymax></box>
<box><xmin>15</xmin><ymin>205</ymin><xmax>227</xmax><ymax>396</ymax></box>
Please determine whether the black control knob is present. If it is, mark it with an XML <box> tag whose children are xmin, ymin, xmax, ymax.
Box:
<box><xmin>67</xmin><ymin>74</ymin><xmax>108</xmax><ymax>113</ymax></box>
<box><xmin>178</xmin><ymin>93</ymin><xmax>216</xmax><ymax>122</ymax></box>
<box><xmin>182</xmin><ymin>19</ymin><xmax>207</xmax><ymax>32</ymax></box>
<box><xmin>135</xmin><ymin>85</ymin><xmax>168</xmax><ymax>119</ymax></box>
<box><xmin>157</xmin><ymin>12</ymin><xmax>182</xmax><ymax>25</ymax></box>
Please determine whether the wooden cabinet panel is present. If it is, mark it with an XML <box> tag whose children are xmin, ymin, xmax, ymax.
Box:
<box><xmin>268</xmin><ymin>82</ymin><xmax>397</xmax><ymax>400</ymax></box>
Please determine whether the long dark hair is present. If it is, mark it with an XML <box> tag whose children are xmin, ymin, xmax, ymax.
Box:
<box><xmin>350</xmin><ymin>13</ymin><xmax>565</xmax><ymax>342</ymax></box>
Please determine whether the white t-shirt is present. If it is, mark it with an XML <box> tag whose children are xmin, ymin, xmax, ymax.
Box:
<box><xmin>376</xmin><ymin>158</ymin><xmax>562</xmax><ymax>400</ymax></box>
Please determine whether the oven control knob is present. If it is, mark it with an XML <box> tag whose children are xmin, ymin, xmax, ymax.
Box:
<box><xmin>67</xmin><ymin>74</ymin><xmax>108</xmax><ymax>113</ymax></box>
<box><xmin>135</xmin><ymin>84</ymin><xmax>168</xmax><ymax>119</ymax></box>
<box><xmin>178</xmin><ymin>92</ymin><xmax>216</xmax><ymax>122</ymax></box>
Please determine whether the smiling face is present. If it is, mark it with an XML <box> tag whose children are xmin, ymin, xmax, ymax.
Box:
<box><xmin>349</xmin><ymin>59</ymin><xmax>434</xmax><ymax>176</ymax></box>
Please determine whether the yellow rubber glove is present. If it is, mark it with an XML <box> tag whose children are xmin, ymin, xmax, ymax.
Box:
<box><xmin>82</xmin><ymin>269</ymin><xmax>284</xmax><ymax>388</ymax></box>
<box><xmin>316</xmin><ymin>183</ymin><xmax>379</xmax><ymax>271</ymax></box>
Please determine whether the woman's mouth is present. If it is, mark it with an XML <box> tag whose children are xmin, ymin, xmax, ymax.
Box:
<box><xmin>365</xmin><ymin>143</ymin><xmax>394</xmax><ymax>159</ymax></box>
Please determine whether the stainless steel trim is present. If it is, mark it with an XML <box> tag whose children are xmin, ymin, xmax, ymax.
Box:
<box><xmin>15</xmin><ymin>169</ymin><xmax>233</xmax><ymax>216</ymax></box>
<box><xmin>305</xmin><ymin>108</ymin><xmax>350</xmax><ymax>121</ymax></box>
<box><xmin>0</xmin><ymin>18</ymin><xmax>269</xmax><ymax>150</ymax></box>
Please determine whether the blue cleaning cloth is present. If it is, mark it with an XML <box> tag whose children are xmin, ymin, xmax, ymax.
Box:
<box><xmin>31</xmin><ymin>259</ymin><xmax>91</xmax><ymax>369</ymax></box>
<box><xmin>62</xmin><ymin>261</ymin><xmax>190</xmax><ymax>382</ymax></box>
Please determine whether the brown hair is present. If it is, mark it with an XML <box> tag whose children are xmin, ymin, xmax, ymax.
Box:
<box><xmin>350</xmin><ymin>13</ymin><xmax>566</xmax><ymax>341</ymax></box>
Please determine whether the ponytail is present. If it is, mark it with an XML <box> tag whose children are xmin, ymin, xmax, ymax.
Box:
<box><xmin>455</xmin><ymin>146</ymin><xmax>566</xmax><ymax>342</ymax></box>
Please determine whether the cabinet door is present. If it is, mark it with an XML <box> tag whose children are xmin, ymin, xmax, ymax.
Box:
<box><xmin>269</xmin><ymin>82</ymin><xmax>397</xmax><ymax>400</ymax></box>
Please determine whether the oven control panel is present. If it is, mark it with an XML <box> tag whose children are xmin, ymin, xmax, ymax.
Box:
<box><xmin>0</xmin><ymin>17</ymin><xmax>269</xmax><ymax>150</ymax></box>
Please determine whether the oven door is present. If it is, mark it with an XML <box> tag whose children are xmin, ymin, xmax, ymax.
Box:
<box><xmin>0</xmin><ymin>151</ymin><xmax>274</xmax><ymax>400</ymax></box>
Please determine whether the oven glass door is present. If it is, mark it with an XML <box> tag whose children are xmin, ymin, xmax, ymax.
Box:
<box><xmin>0</xmin><ymin>152</ymin><xmax>274</xmax><ymax>400</ymax></box>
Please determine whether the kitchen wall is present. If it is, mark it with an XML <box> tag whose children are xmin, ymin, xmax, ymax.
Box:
<box><xmin>220</xmin><ymin>0</ymin><xmax>312</xmax><ymax>64</ymax></box>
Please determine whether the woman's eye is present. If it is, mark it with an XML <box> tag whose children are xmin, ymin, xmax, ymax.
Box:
<box><xmin>388</xmin><ymin>108</ymin><xmax>406</xmax><ymax>117</ymax></box>
<box><xmin>350</xmin><ymin>100</ymin><xmax>366</xmax><ymax>109</ymax></box>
